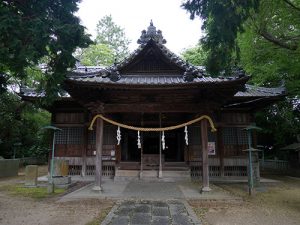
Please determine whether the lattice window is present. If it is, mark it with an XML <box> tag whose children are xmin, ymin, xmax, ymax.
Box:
<box><xmin>223</xmin><ymin>127</ymin><xmax>237</xmax><ymax>145</ymax></box>
<box><xmin>88</xmin><ymin>129</ymin><xmax>96</xmax><ymax>145</ymax></box>
<box><xmin>55</xmin><ymin>127</ymin><xmax>83</xmax><ymax>144</ymax></box>
<box><xmin>55</xmin><ymin>128</ymin><xmax>68</xmax><ymax>144</ymax></box>
<box><xmin>223</xmin><ymin>127</ymin><xmax>248</xmax><ymax>145</ymax></box>
<box><xmin>237</xmin><ymin>129</ymin><xmax>248</xmax><ymax>145</ymax></box>
<box><xmin>68</xmin><ymin>127</ymin><xmax>84</xmax><ymax>144</ymax></box>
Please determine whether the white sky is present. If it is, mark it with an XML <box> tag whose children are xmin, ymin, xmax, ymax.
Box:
<box><xmin>77</xmin><ymin>0</ymin><xmax>203</xmax><ymax>55</ymax></box>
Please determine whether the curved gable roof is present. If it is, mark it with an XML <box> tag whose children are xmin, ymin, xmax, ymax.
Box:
<box><xmin>68</xmin><ymin>22</ymin><xmax>248</xmax><ymax>85</ymax></box>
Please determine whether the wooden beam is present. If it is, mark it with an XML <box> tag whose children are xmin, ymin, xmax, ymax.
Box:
<box><xmin>97</xmin><ymin>103</ymin><xmax>219</xmax><ymax>113</ymax></box>
<box><xmin>93</xmin><ymin>118</ymin><xmax>103</xmax><ymax>191</ymax></box>
<box><xmin>201</xmin><ymin>119</ymin><xmax>211</xmax><ymax>192</ymax></box>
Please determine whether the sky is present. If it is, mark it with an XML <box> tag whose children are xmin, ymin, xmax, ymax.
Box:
<box><xmin>77</xmin><ymin>0</ymin><xmax>203</xmax><ymax>55</ymax></box>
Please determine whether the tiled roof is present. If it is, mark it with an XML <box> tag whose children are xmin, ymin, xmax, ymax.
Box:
<box><xmin>19</xmin><ymin>87</ymin><xmax>70</xmax><ymax>98</ymax></box>
<box><xmin>68</xmin><ymin>22</ymin><xmax>246</xmax><ymax>83</ymax></box>
<box><xmin>235</xmin><ymin>84</ymin><xmax>286</xmax><ymax>97</ymax></box>
<box><xmin>68</xmin><ymin>74</ymin><xmax>246</xmax><ymax>86</ymax></box>
<box><xmin>73</xmin><ymin>66</ymin><xmax>106</xmax><ymax>75</ymax></box>
<box><xmin>19</xmin><ymin>84</ymin><xmax>285</xmax><ymax>99</ymax></box>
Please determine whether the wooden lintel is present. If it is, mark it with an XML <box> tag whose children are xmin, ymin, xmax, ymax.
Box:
<box><xmin>99</xmin><ymin>103</ymin><xmax>218</xmax><ymax>113</ymax></box>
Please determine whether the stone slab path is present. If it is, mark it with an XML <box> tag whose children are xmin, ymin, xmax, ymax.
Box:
<box><xmin>101</xmin><ymin>200</ymin><xmax>201</xmax><ymax>225</ymax></box>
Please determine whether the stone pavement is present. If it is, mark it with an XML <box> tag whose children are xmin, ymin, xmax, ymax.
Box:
<box><xmin>57</xmin><ymin>180</ymin><xmax>249</xmax><ymax>225</ymax></box>
<box><xmin>101</xmin><ymin>200</ymin><xmax>201</xmax><ymax>225</ymax></box>
<box><xmin>59</xmin><ymin>180</ymin><xmax>241</xmax><ymax>201</ymax></box>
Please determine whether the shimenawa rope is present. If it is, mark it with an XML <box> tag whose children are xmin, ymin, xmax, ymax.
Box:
<box><xmin>88</xmin><ymin>114</ymin><xmax>217</xmax><ymax>132</ymax></box>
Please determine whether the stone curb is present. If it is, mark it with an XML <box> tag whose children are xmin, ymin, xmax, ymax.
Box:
<box><xmin>101</xmin><ymin>200</ymin><xmax>122</xmax><ymax>225</ymax></box>
<box><xmin>182</xmin><ymin>200</ymin><xmax>202</xmax><ymax>225</ymax></box>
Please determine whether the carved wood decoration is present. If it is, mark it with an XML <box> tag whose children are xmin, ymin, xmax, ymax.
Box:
<box><xmin>85</xmin><ymin>101</ymin><xmax>105</xmax><ymax>115</ymax></box>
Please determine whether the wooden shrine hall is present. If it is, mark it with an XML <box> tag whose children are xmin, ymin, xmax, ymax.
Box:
<box><xmin>21</xmin><ymin>22</ymin><xmax>285</xmax><ymax>191</ymax></box>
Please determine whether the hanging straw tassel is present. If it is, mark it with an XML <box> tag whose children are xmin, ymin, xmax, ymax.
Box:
<box><xmin>116</xmin><ymin>126</ymin><xmax>121</xmax><ymax>145</ymax></box>
<box><xmin>162</xmin><ymin>131</ymin><xmax>165</xmax><ymax>150</ymax></box>
<box><xmin>137</xmin><ymin>131</ymin><xmax>141</xmax><ymax>149</ymax></box>
<box><xmin>184</xmin><ymin>126</ymin><xmax>189</xmax><ymax>146</ymax></box>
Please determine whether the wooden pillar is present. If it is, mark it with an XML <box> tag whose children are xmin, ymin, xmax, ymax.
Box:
<box><xmin>217</xmin><ymin>128</ymin><xmax>225</xmax><ymax>177</ymax></box>
<box><xmin>201</xmin><ymin>119</ymin><xmax>211</xmax><ymax>192</ymax></box>
<box><xmin>81</xmin><ymin>126</ymin><xmax>88</xmax><ymax>177</ymax></box>
<box><xmin>158</xmin><ymin>113</ymin><xmax>163</xmax><ymax>178</ymax></box>
<box><xmin>140</xmin><ymin>114</ymin><xmax>144</xmax><ymax>179</ymax></box>
<box><xmin>93</xmin><ymin>118</ymin><xmax>103</xmax><ymax>191</ymax></box>
<box><xmin>140</xmin><ymin>134</ymin><xmax>143</xmax><ymax>179</ymax></box>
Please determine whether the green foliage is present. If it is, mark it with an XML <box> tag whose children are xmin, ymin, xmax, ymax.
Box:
<box><xmin>1</xmin><ymin>184</ymin><xmax>65</xmax><ymax>199</ymax></box>
<box><xmin>95</xmin><ymin>15</ymin><xmax>131</xmax><ymax>61</ymax></box>
<box><xmin>238</xmin><ymin>0</ymin><xmax>300</xmax><ymax>96</ymax></box>
<box><xmin>0</xmin><ymin>92</ymin><xmax>50</xmax><ymax>159</ymax></box>
<box><xmin>182</xmin><ymin>0</ymin><xmax>300</xmax><ymax>150</ymax></box>
<box><xmin>255</xmin><ymin>100</ymin><xmax>300</xmax><ymax>148</ymax></box>
<box><xmin>251</xmin><ymin>0</ymin><xmax>300</xmax><ymax>52</ymax></box>
<box><xmin>77</xmin><ymin>44</ymin><xmax>114</xmax><ymax>66</ymax></box>
<box><xmin>181</xmin><ymin>44</ymin><xmax>207</xmax><ymax>66</ymax></box>
<box><xmin>237</xmin><ymin>0</ymin><xmax>300</xmax><ymax>149</ymax></box>
<box><xmin>0</xmin><ymin>0</ymin><xmax>92</xmax><ymax>100</ymax></box>
<box><xmin>182</xmin><ymin>0</ymin><xmax>259</xmax><ymax>75</ymax></box>
<box><xmin>76</xmin><ymin>15</ymin><xmax>130</xmax><ymax>66</ymax></box>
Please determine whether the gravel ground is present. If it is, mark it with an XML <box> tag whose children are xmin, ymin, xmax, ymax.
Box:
<box><xmin>0</xmin><ymin>194</ymin><xmax>113</xmax><ymax>225</ymax></box>
<box><xmin>190</xmin><ymin>176</ymin><xmax>300</xmax><ymax>225</ymax></box>
<box><xmin>0</xmin><ymin>166</ymin><xmax>299</xmax><ymax>225</ymax></box>
<box><xmin>0</xmin><ymin>166</ymin><xmax>114</xmax><ymax>225</ymax></box>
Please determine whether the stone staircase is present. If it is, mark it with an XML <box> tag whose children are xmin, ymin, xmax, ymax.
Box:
<box><xmin>114</xmin><ymin>162</ymin><xmax>191</xmax><ymax>181</ymax></box>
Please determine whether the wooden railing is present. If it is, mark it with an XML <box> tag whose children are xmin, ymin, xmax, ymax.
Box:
<box><xmin>54</xmin><ymin>157</ymin><xmax>115</xmax><ymax>177</ymax></box>
<box><xmin>68</xmin><ymin>165</ymin><xmax>82</xmax><ymax>176</ymax></box>
<box><xmin>259</xmin><ymin>159</ymin><xmax>289</xmax><ymax>170</ymax></box>
<box><xmin>55</xmin><ymin>156</ymin><xmax>250</xmax><ymax>178</ymax></box>
<box><xmin>190</xmin><ymin>157</ymin><xmax>248</xmax><ymax>178</ymax></box>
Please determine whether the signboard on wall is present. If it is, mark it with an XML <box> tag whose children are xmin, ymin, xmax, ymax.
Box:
<box><xmin>208</xmin><ymin>142</ymin><xmax>216</xmax><ymax>155</ymax></box>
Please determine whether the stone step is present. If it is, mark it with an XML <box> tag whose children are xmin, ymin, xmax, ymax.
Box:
<box><xmin>114</xmin><ymin>169</ymin><xmax>191</xmax><ymax>182</ymax></box>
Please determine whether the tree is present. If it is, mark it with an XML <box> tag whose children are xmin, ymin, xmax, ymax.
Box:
<box><xmin>76</xmin><ymin>43</ymin><xmax>114</xmax><ymax>66</ymax></box>
<box><xmin>238</xmin><ymin>0</ymin><xmax>300</xmax><ymax>96</ymax></box>
<box><xmin>181</xmin><ymin>44</ymin><xmax>207</xmax><ymax>66</ymax></box>
<box><xmin>0</xmin><ymin>0</ymin><xmax>91</xmax><ymax>158</ymax></box>
<box><xmin>182</xmin><ymin>0</ymin><xmax>259</xmax><ymax>75</ymax></box>
<box><xmin>236</xmin><ymin>0</ymin><xmax>300</xmax><ymax>149</ymax></box>
<box><xmin>252</xmin><ymin>0</ymin><xmax>300</xmax><ymax>52</ymax></box>
<box><xmin>77</xmin><ymin>15</ymin><xmax>131</xmax><ymax>66</ymax></box>
<box><xmin>181</xmin><ymin>0</ymin><xmax>300</xmax><ymax>150</ymax></box>
<box><xmin>95</xmin><ymin>15</ymin><xmax>130</xmax><ymax>61</ymax></box>
<box><xmin>255</xmin><ymin>100</ymin><xmax>300</xmax><ymax>151</ymax></box>
<box><xmin>0</xmin><ymin>0</ymin><xmax>92</xmax><ymax>99</ymax></box>
<box><xmin>0</xmin><ymin>91</ymin><xmax>50</xmax><ymax>159</ymax></box>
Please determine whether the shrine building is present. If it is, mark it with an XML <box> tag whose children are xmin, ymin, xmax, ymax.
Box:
<box><xmin>21</xmin><ymin>22</ymin><xmax>285</xmax><ymax>191</ymax></box>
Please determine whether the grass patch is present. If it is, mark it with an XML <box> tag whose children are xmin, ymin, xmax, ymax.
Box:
<box><xmin>193</xmin><ymin>207</ymin><xmax>209</xmax><ymax>219</ymax></box>
<box><xmin>85</xmin><ymin>206</ymin><xmax>112</xmax><ymax>225</ymax></box>
<box><xmin>0</xmin><ymin>184</ymin><xmax>65</xmax><ymax>199</ymax></box>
